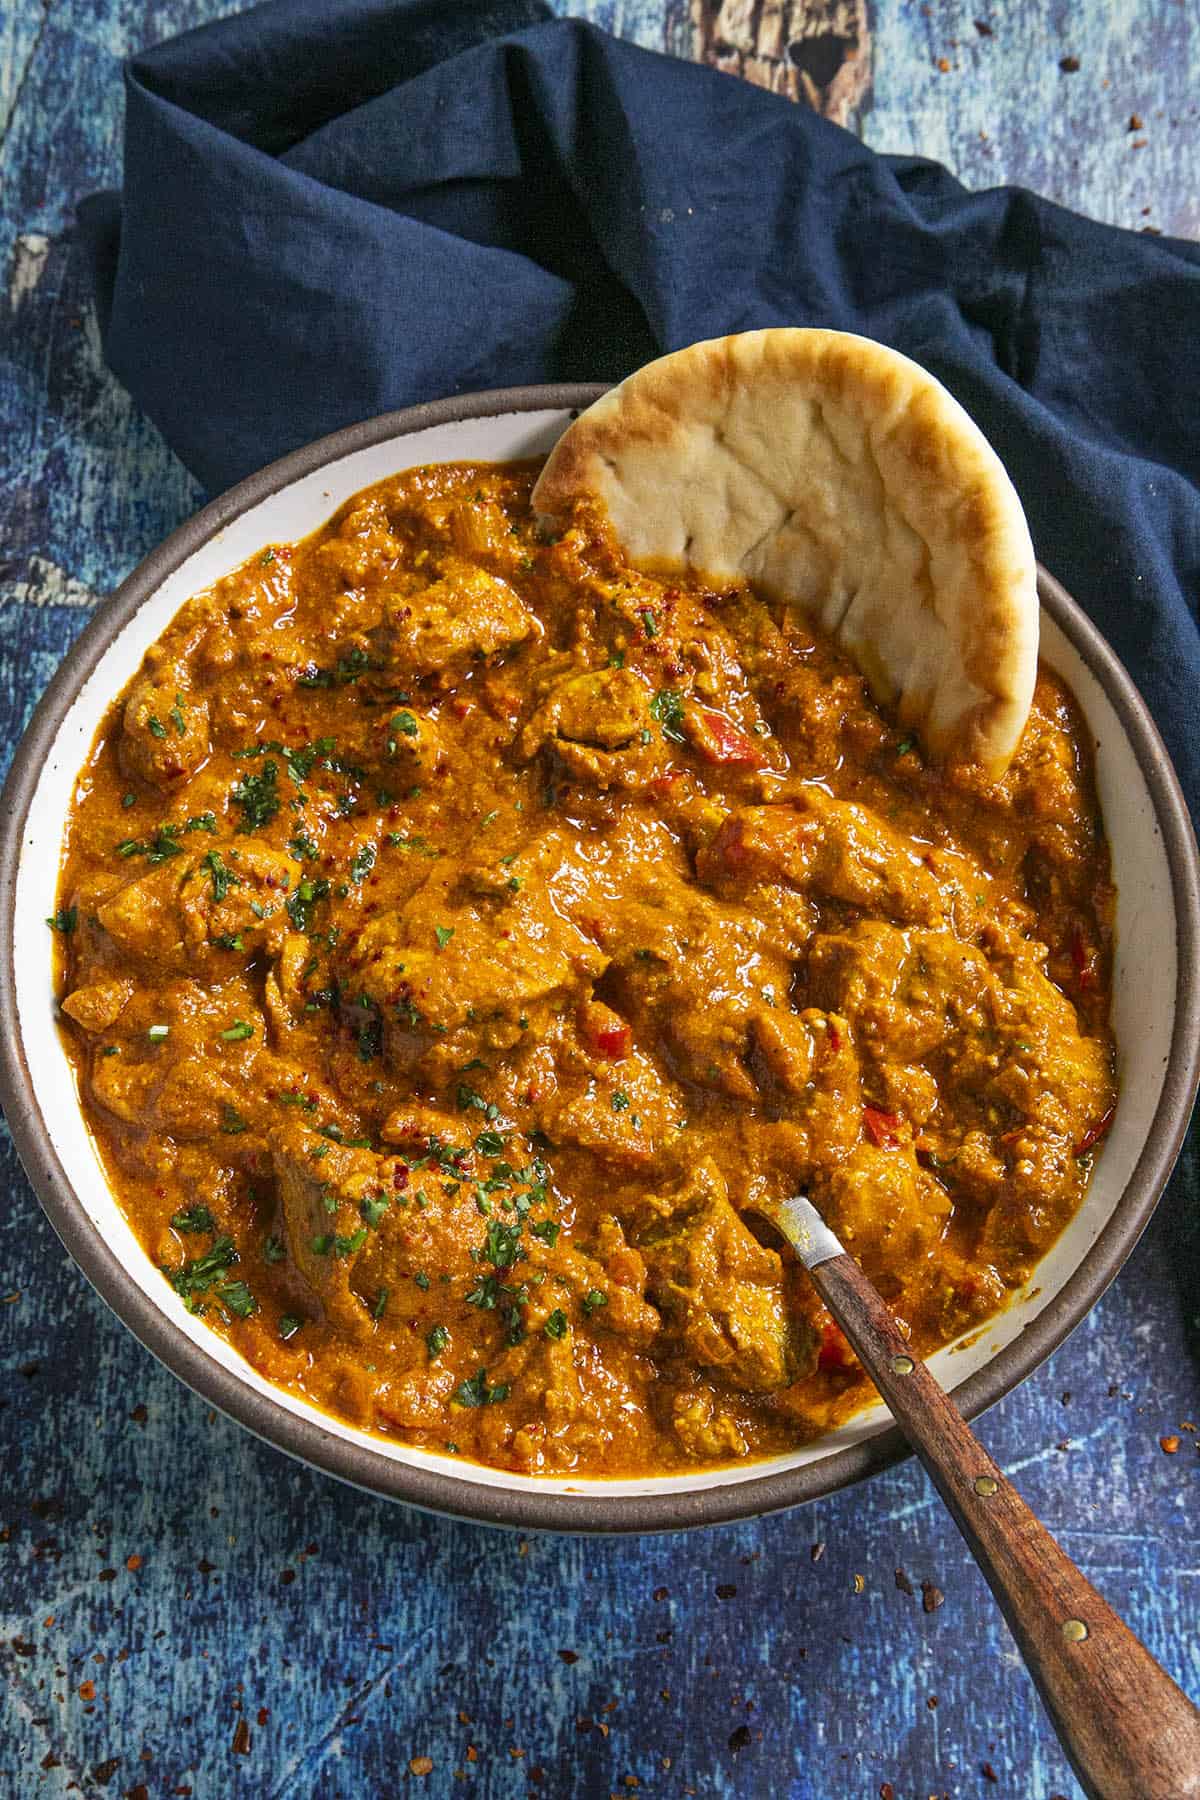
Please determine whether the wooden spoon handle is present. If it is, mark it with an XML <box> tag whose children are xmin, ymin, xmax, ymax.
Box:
<box><xmin>811</xmin><ymin>1249</ymin><xmax>1200</xmax><ymax>1800</ymax></box>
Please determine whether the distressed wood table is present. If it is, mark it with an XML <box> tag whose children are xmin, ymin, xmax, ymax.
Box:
<box><xmin>2</xmin><ymin>3</ymin><xmax>1197</xmax><ymax>1796</ymax></box>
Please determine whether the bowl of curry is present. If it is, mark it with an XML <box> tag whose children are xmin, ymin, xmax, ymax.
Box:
<box><xmin>2</xmin><ymin>386</ymin><xmax>1198</xmax><ymax>1532</ymax></box>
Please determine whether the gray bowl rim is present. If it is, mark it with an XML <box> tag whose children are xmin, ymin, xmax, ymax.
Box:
<box><xmin>1</xmin><ymin>382</ymin><xmax>1198</xmax><ymax>1535</ymax></box>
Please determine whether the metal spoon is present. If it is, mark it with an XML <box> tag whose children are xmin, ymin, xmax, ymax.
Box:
<box><xmin>769</xmin><ymin>1194</ymin><xmax>1200</xmax><ymax>1800</ymax></box>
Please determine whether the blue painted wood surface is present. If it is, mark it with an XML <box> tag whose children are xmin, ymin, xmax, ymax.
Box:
<box><xmin>2</xmin><ymin>3</ymin><xmax>1197</xmax><ymax>1794</ymax></box>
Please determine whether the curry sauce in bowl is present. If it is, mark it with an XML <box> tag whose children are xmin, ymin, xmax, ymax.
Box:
<box><xmin>50</xmin><ymin>457</ymin><xmax>1117</xmax><ymax>1479</ymax></box>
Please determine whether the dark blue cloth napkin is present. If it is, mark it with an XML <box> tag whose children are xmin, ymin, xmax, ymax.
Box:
<box><xmin>81</xmin><ymin>0</ymin><xmax>1200</xmax><ymax>811</ymax></box>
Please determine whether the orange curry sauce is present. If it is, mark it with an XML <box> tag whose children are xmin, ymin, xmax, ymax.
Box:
<box><xmin>53</xmin><ymin>461</ymin><xmax>1115</xmax><ymax>1476</ymax></box>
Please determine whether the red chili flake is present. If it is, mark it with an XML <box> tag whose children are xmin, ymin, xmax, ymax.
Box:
<box><xmin>863</xmin><ymin>1105</ymin><xmax>903</xmax><ymax>1149</ymax></box>
<box><xmin>653</xmin><ymin>1586</ymin><xmax>668</xmax><ymax>1602</ymax></box>
<box><xmin>279</xmin><ymin>1568</ymin><xmax>296</xmax><ymax>1585</ymax></box>
<box><xmin>40</xmin><ymin>1754</ymin><xmax>61</xmax><ymax>1771</ymax></box>
<box><xmin>78</xmin><ymin>1679</ymin><xmax>96</xmax><ymax>1700</ymax></box>
<box><xmin>881</xmin><ymin>1785</ymin><xmax>896</xmax><ymax>1800</ymax></box>
<box><xmin>98</xmin><ymin>1568</ymin><xmax>117</xmax><ymax>1583</ymax></box>
<box><xmin>558</xmin><ymin>1649</ymin><xmax>579</xmax><ymax>1664</ymax></box>
<box><xmin>1074</xmin><ymin>1105</ymin><xmax>1115</xmax><ymax>1158</ymax></box>
<box><xmin>826</xmin><ymin>1022</ymin><xmax>842</xmax><ymax>1053</ymax></box>
<box><xmin>981</xmin><ymin>1762</ymin><xmax>999</xmax><ymax>1782</ymax></box>
<box><xmin>231</xmin><ymin>1718</ymin><xmax>251</xmax><ymax>1756</ymax></box>
<box><xmin>257</xmin><ymin>1708</ymin><xmax>269</xmax><ymax>1726</ymax></box>
<box><xmin>894</xmin><ymin>1568</ymin><xmax>914</xmax><ymax>1596</ymax></box>
<box><xmin>1069</xmin><ymin>922</ymin><xmax>1096</xmax><ymax>989</ymax></box>
<box><xmin>92</xmin><ymin>1757</ymin><xmax>121</xmax><ymax>1784</ymax></box>
<box><xmin>973</xmin><ymin>17</ymin><xmax>993</xmax><ymax>32</ymax></box>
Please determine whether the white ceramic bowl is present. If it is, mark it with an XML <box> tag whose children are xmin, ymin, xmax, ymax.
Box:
<box><xmin>2</xmin><ymin>388</ymin><xmax>1197</xmax><ymax>1532</ymax></box>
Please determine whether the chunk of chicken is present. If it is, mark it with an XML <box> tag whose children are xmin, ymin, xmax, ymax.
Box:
<box><xmin>97</xmin><ymin>840</ymin><xmax>300</xmax><ymax>973</ymax></box>
<box><xmin>339</xmin><ymin>849</ymin><xmax>606</xmax><ymax>1074</ymax></box>
<box><xmin>121</xmin><ymin>672</ymin><xmax>210</xmax><ymax>788</ymax></box>
<box><xmin>368</xmin><ymin>556</ymin><xmax>540</xmax><ymax>684</ymax></box>
<box><xmin>628</xmin><ymin>1162</ymin><xmax>806</xmax><ymax>1393</ymax></box>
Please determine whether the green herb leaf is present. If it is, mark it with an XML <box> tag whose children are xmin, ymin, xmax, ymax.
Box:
<box><xmin>146</xmin><ymin>715</ymin><xmax>167</xmax><ymax>740</ymax></box>
<box><xmin>230</xmin><ymin>761</ymin><xmax>280</xmax><ymax>833</ymax></box>
<box><xmin>46</xmin><ymin>907</ymin><xmax>77</xmax><ymax>934</ymax></box>
<box><xmin>435</xmin><ymin>924</ymin><xmax>455</xmax><ymax>949</ymax></box>
<box><xmin>582</xmin><ymin>1288</ymin><xmax>608</xmax><ymax>1316</ymax></box>
<box><xmin>529</xmin><ymin>1219</ymin><xmax>560</xmax><ymax>1248</ymax></box>
<box><xmin>349</xmin><ymin>842</ymin><xmax>376</xmax><ymax>885</ymax></box>
<box><xmin>649</xmin><ymin>688</ymin><xmax>686</xmax><ymax>743</ymax></box>
<box><xmin>216</xmin><ymin>1280</ymin><xmax>257</xmax><ymax>1320</ymax></box>
<box><xmin>171</xmin><ymin>1205</ymin><xmax>215</xmax><ymax>1234</ymax></box>
<box><xmin>279</xmin><ymin>1313</ymin><xmax>303</xmax><ymax>1340</ymax></box>
<box><xmin>544</xmin><ymin>1308</ymin><xmax>569</xmax><ymax>1340</ymax></box>
<box><xmin>220</xmin><ymin>1020</ymin><xmax>254</xmax><ymax>1042</ymax></box>
<box><xmin>426</xmin><ymin>1323</ymin><xmax>450</xmax><ymax>1358</ymax></box>
<box><xmin>452</xmin><ymin>1368</ymin><xmax>510</xmax><ymax>1408</ymax></box>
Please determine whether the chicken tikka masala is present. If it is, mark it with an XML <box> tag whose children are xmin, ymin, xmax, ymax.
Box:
<box><xmin>52</xmin><ymin>460</ymin><xmax>1115</xmax><ymax>1476</ymax></box>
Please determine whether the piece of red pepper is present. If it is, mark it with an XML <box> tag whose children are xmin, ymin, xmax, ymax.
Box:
<box><xmin>694</xmin><ymin>709</ymin><xmax>766</xmax><ymax>768</ymax></box>
<box><xmin>863</xmin><ymin>1105</ymin><xmax>903</xmax><ymax>1149</ymax></box>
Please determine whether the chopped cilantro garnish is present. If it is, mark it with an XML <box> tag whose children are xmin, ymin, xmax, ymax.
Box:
<box><xmin>371</xmin><ymin>1286</ymin><xmax>389</xmax><ymax>1321</ymax></box>
<box><xmin>484</xmin><ymin>1219</ymin><xmax>522</xmax><ymax>1269</ymax></box>
<box><xmin>611</xmin><ymin>1090</ymin><xmax>630</xmax><ymax>1112</ymax></box>
<box><xmin>639</xmin><ymin>608</ymin><xmax>659</xmax><ymax>639</ymax></box>
<box><xmin>529</xmin><ymin>1219</ymin><xmax>560</xmax><ymax>1248</ymax></box>
<box><xmin>146</xmin><ymin>715</ymin><xmax>167</xmax><ymax>739</ymax></box>
<box><xmin>349</xmin><ymin>842</ymin><xmax>376</xmax><ymax>885</ymax></box>
<box><xmin>203</xmin><ymin>848</ymin><xmax>236</xmax><ymax>902</ymax></box>
<box><xmin>167</xmin><ymin>1235</ymin><xmax>238</xmax><ymax>1308</ymax></box>
<box><xmin>262</xmin><ymin>1236</ymin><xmax>286</xmax><ymax>1263</ymax></box>
<box><xmin>475</xmin><ymin>1129</ymin><xmax>506</xmax><ymax>1157</ymax></box>
<box><xmin>231</xmin><ymin>761</ymin><xmax>280</xmax><ymax>833</ymax></box>
<box><xmin>452</xmin><ymin>1368</ymin><xmax>510</xmax><ymax>1408</ymax></box>
<box><xmin>582</xmin><ymin>1288</ymin><xmax>608</xmax><ymax>1316</ymax></box>
<box><xmin>169</xmin><ymin>695</ymin><xmax>187</xmax><ymax>737</ymax></box>
<box><xmin>171</xmin><ymin>1205</ymin><xmax>215</xmax><ymax>1234</ymax></box>
<box><xmin>435</xmin><ymin>924</ymin><xmax>455</xmax><ymax>949</ymax></box>
<box><xmin>220</xmin><ymin>1104</ymin><xmax>249</xmax><ymax>1135</ymax></box>
<box><xmin>426</xmin><ymin>1323</ymin><xmax>450</xmax><ymax>1358</ymax></box>
<box><xmin>288</xmin><ymin>831</ymin><xmax>319</xmax><ymax>861</ymax></box>
<box><xmin>220</xmin><ymin>1020</ymin><xmax>254</xmax><ymax>1042</ymax></box>
<box><xmin>544</xmin><ymin>1309</ymin><xmax>568</xmax><ymax>1340</ymax></box>
<box><xmin>650</xmin><ymin>688</ymin><xmax>687</xmax><ymax>743</ymax></box>
<box><xmin>297</xmin><ymin>647</ymin><xmax>372</xmax><ymax>688</ymax></box>
<box><xmin>216</xmin><ymin>1280</ymin><xmax>257</xmax><ymax>1320</ymax></box>
<box><xmin>360</xmin><ymin>1193</ymin><xmax>389</xmax><ymax>1227</ymax></box>
<box><xmin>279</xmin><ymin>1313</ymin><xmax>303</xmax><ymax>1340</ymax></box>
<box><xmin>46</xmin><ymin>907</ymin><xmax>77</xmax><ymax>934</ymax></box>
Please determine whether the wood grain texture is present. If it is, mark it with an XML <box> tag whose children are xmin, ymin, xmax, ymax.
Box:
<box><xmin>1</xmin><ymin>1</ymin><xmax>1197</xmax><ymax>1795</ymax></box>
<box><xmin>809</xmin><ymin>1249</ymin><xmax>1200</xmax><ymax>1800</ymax></box>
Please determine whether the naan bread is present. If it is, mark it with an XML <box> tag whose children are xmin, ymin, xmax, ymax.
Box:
<box><xmin>533</xmin><ymin>330</ymin><xmax>1038</xmax><ymax>776</ymax></box>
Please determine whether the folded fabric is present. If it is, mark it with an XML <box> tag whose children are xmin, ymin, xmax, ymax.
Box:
<box><xmin>80</xmin><ymin>0</ymin><xmax>1200</xmax><ymax>811</ymax></box>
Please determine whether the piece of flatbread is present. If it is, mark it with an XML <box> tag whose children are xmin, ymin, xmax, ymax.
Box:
<box><xmin>533</xmin><ymin>329</ymin><xmax>1038</xmax><ymax>776</ymax></box>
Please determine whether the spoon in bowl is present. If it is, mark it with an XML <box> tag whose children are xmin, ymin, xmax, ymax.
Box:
<box><xmin>766</xmin><ymin>1194</ymin><xmax>1200</xmax><ymax>1800</ymax></box>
